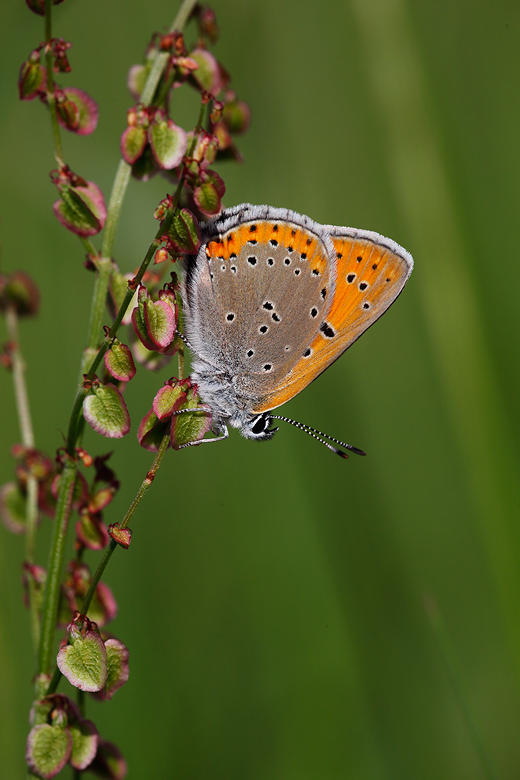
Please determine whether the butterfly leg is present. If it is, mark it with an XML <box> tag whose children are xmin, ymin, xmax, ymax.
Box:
<box><xmin>173</xmin><ymin>407</ymin><xmax>229</xmax><ymax>449</ymax></box>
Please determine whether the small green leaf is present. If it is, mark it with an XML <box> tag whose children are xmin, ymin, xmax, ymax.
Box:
<box><xmin>120</xmin><ymin>125</ymin><xmax>147</xmax><ymax>164</ymax></box>
<box><xmin>86</xmin><ymin>581</ymin><xmax>118</xmax><ymax>627</ymax></box>
<box><xmin>223</xmin><ymin>98</ymin><xmax>251</xmax><ymax>134</ymax></box>
<box><xmin>19</xmin><ymin>60</ymin><xmax>45</xmax><ymax>100</ymax></box>
<box><xmin>153</xmin><ymin>384</ymin><xmax>186</xmax><ymax>419</ymax></box>
<box><xmin>108</xmin><ymin>269</ymin><xmax>131</xmax><ymax>317</ymax></box>
<box><xmin>60</xmin><ymin>87</ymin><xmax>99</xmax><ymax>135</ymax></box>
<box><xmin>152</xmin><ymin>378</ymin><xmax>193</xmax><ymax>419</ymax></box>
<box><xmin>191</xmin><ymin>48</ymin><xmax>222</xmax><ymax>94</ymax></box>
<box><xmin>168</xmin><ymin>208</ymin><xmax>201</xmax><ymax>253</ymax></box>
<box><xmin>127</xmin><ymin>63</ymin><xmax>150</xmax><ymax>100</ymax></box>
<box><xmin>53</xmin><ymin>181</ymin><xmax>107</xmax><ymax>237</ymax></box>
<box><xmin>137</xmin><ymin>409</ymin><xmax>169</xmax><ymax>451</ymax></box>
<box><xmin>0</xmin><ymin>481</ymin><xmax>27</xmax><ymax>533</ymax></box>
<box><xmin>149</xmin><ymin>115</ymin><xmax>187</xmax><ymax>169</ymax></box>
<box><xmin>132</xmin><ymin>338</ymin><xmax>176</xmax><ymax>370</ymax></box>
<box><xmin>26</xmin><ymin>723</ymin><xmax>72</xmax><ymax>779</ymax></box>
<box><xmin>108</xmin><ymin>523</ymin><xmax>132</xmax><ymax>549</ymax></box>
<box><xmin>83</xmin><ymin>383</ymin><xmax>131</xmax><ymax>439</ymax></box>
<box><xmin>143</xmin><ymin>299</ymin><xmax>176</xmax><ymax>349</ymax></box>
<box><xmin>194</xmin><ymin>182</ymin><xmax>222</xmax><ymax>216</ymax></box>
<box><xmin>89</xmin><ymin>739</ymin><xmax>127</xmax><ymax>779</ymax></box>
<box><xmin>76</xmin><ymin>511</ymin><xmax>109</xmax><ymax>551</ymax></box>
<box><xmin>100</xmin><ymin>639</ymin><xmax>130</xmax><ymax>699</ymax></box>
<box><xmin>57</xmin><ymin>630</ymin><xmax>108</xmax><ymax>692</ymax></box>
<box><xmin>171</xmin><ymin>403</ymin><xmax>212</xmax><ymax>450</ymax></box>
<box><xmin>69</xmin><ymin>719</ymin><xmax>98</xmax><ymax>771</ymax></box>
<box><xmin>0</xmin><ymin>270</ymin><xmax>40</xmax><ymax>316</ymax></box>
<box><xmin>105</xmin><ymin>343</ymin><xmax>136</xmax><ymax>382</ymax></box>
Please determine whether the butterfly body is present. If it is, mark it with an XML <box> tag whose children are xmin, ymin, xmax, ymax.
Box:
<box><xmin>181</xmin><ymin>204</ymin><xmax>413</xmax><ymax>445</ymax></box>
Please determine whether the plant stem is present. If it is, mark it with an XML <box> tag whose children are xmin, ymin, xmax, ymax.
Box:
<box><xmin>38</xmin><ymin>457</ymin><xmax>76</xmax><ymax>676</ymax></box>
<box><xmin>79</xmin><ymin>236</ymin><xmax>97</xmax><ymax>257</ymax></box>
<box><xmin>140</xmin><ymin>0</ymin><xmax>199</xmax><ymax>106</ymax></box>
<box><xmin>83</xmin><ymin>427</ymin><xmax>172</xmax><ymax>609</ymax></box>
<box><xmin>6</xmin><ymin>308</ymin><xmax>35</xmax><ymax>449</ymax></box>
<box><xmin>66</xmin><ymin>94</ymin><xmax>207</xmax><ymax>453</ymax></box>
<box><xmin>84</xmin><ymin>256</ymin><xmax>113</xmax><ymax>354</ymax></box>
<box><xmin>46</xmin><ymin>427</ymin><xmax>172</xmax><ymax>696</ymax></box>
<box><xmin>43</xmin><ymin>0</ymin><xmax>63</xmax><ymax>163</ymax></box>
<box><xmin>5</xmin><ymin>306</ymin><xmax>40</xmax><ymax>654</ymax></box>
<box><xmin>171</xmin><ymin>0</ymin><xmax>199</xmax><ymax>37</ymax></box>
<box><xmin>80</xmin><ymin>0</ymin><xmax>199</xmax><ymax>377</ymax></box>
<box><xmin>99</xmin><ymin>160</ymin><xmax>132</xmax><ymax>262</ymax></box>
<box><xmin>38</xmin><ymin>0</ymin><xmax>201</xmax><ymax>694</ymax></box>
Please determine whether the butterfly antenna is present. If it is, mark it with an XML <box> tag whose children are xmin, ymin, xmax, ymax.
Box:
<box><xmin>175</xmin><ymin>329</ymin><xmax>193</xmax><ymax>349</ymax></box>
<box><xmin>270</xmin><ymin>415</ymin><xmax>366</xmax><ymax>459</ymax></box>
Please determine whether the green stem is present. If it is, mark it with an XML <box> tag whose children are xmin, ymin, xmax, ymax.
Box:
<box><xmin>84</xmin><ymin>427</ymin><xmax>172</xmax><ymax>609</ymax></box>
<box><xmin>140</xmin><ymin>0</ymin><xmax>199</xmax><ymax>106</ymax></box>
<box><xmin>38</xmin><ymin>0</ymin><xmax>201</xmax><ymax>694</ymax></box>
<box><xmin>43</xmin><ymin>0</ymin><xmax>63</xmax><ymax>163</ymax></box>
<box><xmin>46</xmin><ymin>428</ymin><xmax>172</xmax><ymax>696</ymax></box>
<box><xmin>84</xmin><ymin>256</ymin><xmax>113</xmax><ymax>354</ymax></box>
<box><xmin>80</xmin><ymin>0</ymin><xmax>199</xmax><ymax>372</ymax></box>
<box><xmin>66</xmin><ymin>94</ymin><xmax>207</xmax><ymax>453</ymax></box>
<box><xmin>38</xmin><ymin>458</ymin><xmax>76</xmax><ymax>676</ymax></box>
<box><xmin>99</xmin><ymin>159</ymin><xmax>132</xmax><ymax>261</ymax></box>
<box><xmin>170</xmin><ymin>0</ymin><xmax>199</xmax><ymax>36</ymax></box>
<box><xmin>6</xmin><ymin>308</ymin><xmax>35</xmax><ymax>449</ymax></box>
<box><xmin>79</xmin><ymin>236</ymin><xmax>97</xmax><ymax>257</ymax></box>
<box><xmin>25</xmin><ymin>478</ymin><xmax>40</xmax><ymax>653</ymax></box>
<box><xmin>66</xmin><ymin>189</ymin><xmax>193</xmax><ymax>457</ymax></box>
<box><xmin>5</xmin><ymin>307</ymin><xmax>40</xmax><ymax>654</ymax></box>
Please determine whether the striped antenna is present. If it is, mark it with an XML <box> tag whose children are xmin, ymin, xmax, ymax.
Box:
<box><xmin>270</xmin><ymin>415</ymin><xmax>366</xmax><ymax>459</ymax></box>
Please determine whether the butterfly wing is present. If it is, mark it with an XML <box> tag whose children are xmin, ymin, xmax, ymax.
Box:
<box><xmin>182</xmin><ymin>205</ymin><xmax>338</xmax><ymax>407</ymax></box>
<box><xmin>252</xmin><ymin>226</ymin><xmax>413</xmax><ymax>413</ymax></box>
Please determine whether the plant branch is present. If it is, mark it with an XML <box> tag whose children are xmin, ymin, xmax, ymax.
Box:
<box><xmin>82</xmin><ymin>426</ymin><xmax>172</xmax><ymax>615</ymax></box>
<box><xmin>5</xmin><ymin>306</ymin><xmax>40</xmax><ymax>654</ymax></box>
<box><xmin>6</xmin><ymin>308</ymin><xmax>35</xmax><ymax>449</ymax></box>
<box><xmin>140</xmin><ymin>0</ymin><xmax>199</xmax><ymax>106</ymax></box>
<box><xmin>38</xmin><ymin>456</ymin><xmax>76</xmax><ymax>676</ymax></box>
<box><xmin>38</xmin><ymin>0</ymin><xmax>202</xmax><ymax>700</ymax></box>
<box><xmin>46</xmin><ymin>426</ymin><xmax>172</xmax><ymax>696</ymax></box>
<box><xmin>81</xmin><ymin>0</ymin><xmax>199</xmax><ymax>376</ymax></box>
<box><xmin>43</xmin><ymin>0</ymin><xmax>63</xmax><ymax>163</ymax></box>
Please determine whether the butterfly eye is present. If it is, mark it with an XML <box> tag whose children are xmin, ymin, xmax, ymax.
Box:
<box><xmin>249</xmin><ymin>413</ymin><xmax>277</xmax><ymax>439</ymax></box>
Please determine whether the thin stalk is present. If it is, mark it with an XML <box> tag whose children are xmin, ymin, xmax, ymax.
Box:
<box><xmin>85</xmin><ymin>0</ymin><xmax>196</xmax><ymax>347</ymax></box>
<box><xmin>79</xmin><ymin>236</ymin><xmax>97</xmax><ymax>257</ymax></box>
<box><xmin>65</xmin><ymin>95</ymin><xmax>207</xmax><ymax>453</ymax></box>
<box><xmin>65</xmin><ymin>214</ymin><xmax>175</xmax><ymax>456</ymax></box>
<box><xmin>99</xmin><ymin>160</ymin><xmax>132</xmax><ymax>260</ymax></box>
<box><xmin>140</xmin><ymin>0</ymin><xmax>199</xmax><ymax>106</ymax></box>
<box><xmin>46</xmin><ymin>427</ymin><xmax>172</xmax><ymax>696</ymax></box>
<box><xmin>84</xmin><ymin>427</ymin><xmax>172</xmax><ymax>609</ymax></box>
<box><xmin>38</xmin><ymin>0</ymin><xmax>202</xmax><ymax>696</ymax></box>
<box><xmin>5</xmin><ymin>307</ymin><xmax>40</xmax><ymax>653</ymax></box>
<box><xmin>84</xmin><ymin>256</ymin><xmax>113</xmax><ymax>354</ymax></box>
<box><xmin>38</xmin><ymin>457</ymin><xmax>76</xmax><ymax>676</ymax></box>
<box><xmin>6</xmin><ymin>308</ymin><xmax>35</xmax><ymax>448</ymax></box>
<box><xmin>43</xmin><ymin>0</ymin><xmax>63</xmax><ymax>163</ymax></box>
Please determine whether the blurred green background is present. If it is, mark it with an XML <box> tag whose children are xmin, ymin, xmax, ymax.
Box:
<box><xmin>1</xmin><ymin>0</ymin><xmax>520</xmax><ymax>777</ymax></box>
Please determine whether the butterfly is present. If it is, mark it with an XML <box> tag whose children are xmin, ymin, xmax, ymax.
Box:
<box><xmin>179</xmin><ymin>204</ymin><xmax>413</xmax><ymax>457</ymax></box>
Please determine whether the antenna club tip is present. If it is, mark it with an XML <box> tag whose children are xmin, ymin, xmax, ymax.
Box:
<box><xmin>352</xmin><ymin>447</ymin><xmax>366</xmax><ymax>457</ymax></box>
